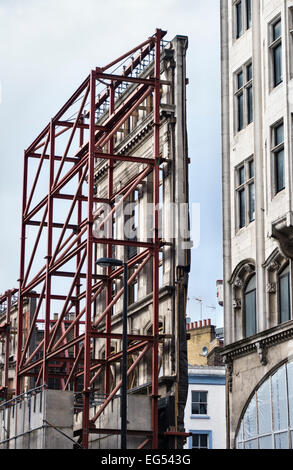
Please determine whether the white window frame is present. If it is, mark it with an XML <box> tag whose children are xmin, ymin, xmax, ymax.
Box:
<box><xmin>270</xmin><ymin>119</ymin><xmax>285</xmax><ymax>196</ymax></box>
<box><xmin>235</xmin><ymin>156</ymin><xmax>255</xmax><ymax>232</ymax></box>
<box><xmin>268</xmin><ymin>15</ymin><xmax>283</xmax><ymax>90</ymax></box>
<box><xmin>234</xmin><ymin>61</ymin><xmax>253</xmax><ymax>134</ymax></box>
<box><xmin>233</xmin><ymin>0</ymin><xmax>252</xmax><ymax>40</ymax></box>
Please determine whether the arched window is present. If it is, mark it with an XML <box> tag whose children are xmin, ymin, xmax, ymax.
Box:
<box><xmin>235</xmin><ymin>361</ymin><xmax>293</xmax><ymax>449</ymax></box>
<box><xmin>279</xmin><ymin>264</ymin><xmax>291</xmax><ymax>324</ymax></box>
<box><xmin>244</xmin><ymin>274</ymin><xmax>256</xmax><ymax>337</ymax></box>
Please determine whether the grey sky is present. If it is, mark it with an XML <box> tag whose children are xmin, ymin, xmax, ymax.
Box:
<box><xmin>0</xmin><ymin>0</ymin><xmax>222</xmax><ymax>325</ymax></box>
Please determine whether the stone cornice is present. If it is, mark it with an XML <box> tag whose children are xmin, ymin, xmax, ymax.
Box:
<box><xmin>221</xmin><ymin>320</ymin><xmax>293</xmax><ymax>363</ymax></box>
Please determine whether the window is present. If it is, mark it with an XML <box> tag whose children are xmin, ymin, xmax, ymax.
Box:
<box><xmin>244</xmin><ymin>274</ymin><xmax>257</xmax><ymax>337</ymax></box>
<box><xmin>279</xmin><ymin>264</ymin><xmax>291</xmax><ymax>323</ymax></box>
<box><xmin>269</xmin><ymin>18</ymin><xmax>282</xmax><ymax>88</ymax></box>
<box><xmin>272</xmin><ymin>121</ymin><xmax>285</xmax><ymax>194</ymax></box>
<box><xmin>191</xmin><ymin>391</ymin><xmax>207</xmax><ymax>415</ymax></box>
<box><xmin>235</xmin><ymin>158</ymin><xmax>255</xmax><ymax>230</ymax></box>
<box><xmin>235</xmin><ymin>62</ymin><xmax>253</xmax><ymax>132</ymax></box>
<box><xmin>236</xmin><ymin>362</ymin><xmax>293</xmax><ymax>449</ymax></box>
<box><xmin>234</xmin><ymin>0</ymin><xmax>252</xmax><ymax>39</ymax></box>
<box><xmin>191</xmin><ymin>433</ymin><xmax>209</xmax><ymax>449</ymax></box>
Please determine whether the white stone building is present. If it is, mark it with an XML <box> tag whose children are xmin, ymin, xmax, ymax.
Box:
<box><xmin>221</xmin><ymin>0</ymin><xmax>293</xmax><ymax>449</ymax></box>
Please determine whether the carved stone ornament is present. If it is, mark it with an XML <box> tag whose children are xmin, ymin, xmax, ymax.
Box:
<box><xmin>256</xmin><ymin>342</ymin><xmax>268</xmax><ymax>366</ymax></box>
<box><xmin>268</xmin><ymin>260</ymin><xmax>280</xmax><ymax>272</ymax></box>
<box><xmin>223</xmin><ymin>356</ymin><xmax>233</xmax><ymax>392</ymax></box>
<box><xmin>232</xmin><ymin>298</ymin><xmax>242</xmax><ymax>309</ymax></box>
<box><xmin>233</xmin><ymin>278</ymin><xmax>243</xmax><ymax>289</ymax></box>
<box><xmin>243</xmin><ymin>264</ymin><xmax>254</xmax><ymax>274</ymax></box>
<box><xmin>266</xmin><ymin>282</ymin><xmax>276</xmax><ymax>294</ymax></box>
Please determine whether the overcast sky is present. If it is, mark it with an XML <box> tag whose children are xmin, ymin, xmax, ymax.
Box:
<box><xmin>0</xmin><ymin>0</ymin><xmax>222</xmax><ymax>326</ymax></box>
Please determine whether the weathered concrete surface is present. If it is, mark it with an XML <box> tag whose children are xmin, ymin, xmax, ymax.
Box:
<box><xmin>0</xmin><ymin>389</ymin><xmax>74</xmax><ymax>449</ymax></box>
<box><xmin>74</xmin><ymin>394</ymin><xmax>152</xmax><ymax>449</ymax></box>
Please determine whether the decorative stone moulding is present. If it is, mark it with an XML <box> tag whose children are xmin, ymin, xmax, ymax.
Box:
<box><xmin>233</xmin><ymin>278</ymin><xmax>243</xmax><ymax>289</ymax></box>
<box><xmin>268</xmin><ymin>260</ymin><xmax>280</xmax><ymax>272</ymax></box>
<box><xmin>266</xmin><ymin>282</ymin><xmax>276</xmax><ymax>294</ymax></box>
<box><xmin>243</xmin><ymin>264</ymin><xmax>254</xmax><ymax>274</ymax></box>
<box><xmin>232</xmin><ymin>298</ymin><xmax>241</xmax><ymax>309</ymax></box>
<box><xmin>256</xmin><ymin>341</ymin><xmax>268</xmax><ymax>366</ymax></box>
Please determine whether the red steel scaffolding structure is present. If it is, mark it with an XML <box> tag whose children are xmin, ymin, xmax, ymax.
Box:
<box><xmin>15</xmin><ymin>29</ymin><xmax>168</xmax><ymax>449</ymax></box>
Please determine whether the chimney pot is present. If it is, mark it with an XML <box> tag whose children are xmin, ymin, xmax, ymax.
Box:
<box><xmin>199</xmin><ymin>321</ymin><xmax>202</xmax><ymax>328</ymax></box>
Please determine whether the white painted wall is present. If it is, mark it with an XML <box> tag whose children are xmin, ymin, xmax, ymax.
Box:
<box><xmin>184</xmin><ymin>366</ymin><xmax>226</xmax><ymax>449</ymax></box>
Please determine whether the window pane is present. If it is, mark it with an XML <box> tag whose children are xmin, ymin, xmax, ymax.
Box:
<box><xmin>275</xmin><ymin>149</ymin><xmax>285</xmax><ymax>193</ymax></box>
<box><xmin>192</xmin><ymin>434</ymin><xmax>208</xmax><ymax>449</ymax></box>
<box><xmin>245</xmin><ymin>289</ymin><xmax>256</xmax><ymax>337</ymax></box>
<box><xmin>237</xmin><ymin>93</ymin><xmax>244</xmax><ymax>130</ymax></box>
<box><xmin>239</xmin><ymin>189</ymin><xmax>246</xmax><ymax>228</ymax></box>
<box><xmin>200</xmin><ymin>403</ymin><xmax>207</xmax><ymax>414</ymax></box>
<box><xmin>257</xmin><ymin>380</ymin><xmax>272</xmax><ymax>435</ymax></box>
<box><xmin>246</xmin><ymin>0</ymin><xmax>251</xmax><ymax>29</ymax></box>
<box><xmin>239</xmin><ymin>166</ymin><xmax>245</xmax><ymax>185</ymax></box>
<box><xmin>249</xmin><ymin>160</ymin><xmax>254</xmax><ymax>178</ymax></box>
<box><xmin>200</xmin><ymin>434</ymin><xmax>208</xmax><ymax>449</ymax></box>
<box><xmin>243</xmin><ymin>395</ymin><xmax>257</xmax><ymax>440</ymax></box>
<box><xmin>192</xmin><ymin>434</ymin><xmax>199</xmax><ymax>448</ymax></box>
<box><xmin>273</xmin><ymin>20</ymin><xmax>281</xmax><ymax>41</ymax></box>
<box><xmin>237</xmin><ymin>71</ymin><xmax>244</xmax><ymax>89</ymax></box>
<box><xmin>247</xmin><ymin>63</ymin><xmax>252</xmax><ymax>82</ymax></box>
<box><xmin>273</xmin><ymin>43</ymin><xmax>282</xmax><ymax>86</ymax></box>
<box><xmin>275</xmin><ymin>432</ymin><xmax>289</xmax><ymax>449</ymax></box>
<box><xmin>247</xmin><ymin>85</ymin><xmax>253</xmax><ymax>124</ymax></box>
<box><xmin>272</xmin><ymin>365</ymin><xmax>288</xmax><ymax>431</ymax></box>
<box><xmin>199</xmin><ymin>392</ymin><xmax>207</xmax><ymax>403</ymax></box>
<box><xmin>245</xmin><ymin>439</ymin><xmax>258</xmax><ymax>449</ymax></box>
<box><xmin>275</xmin><ymin>123</ymin><xmax>284</xmax><ymax>146</ymax></box>
<box><xmin>236</xmin><ymin>1</ymin><xmax>243</xmax><ymax>38</ymax></box>
<box><xmin>245</xmin><ymin>274</ymin><xmax>256</xmax><ymax>292</ymax></box>
<box><xmin>279</xmin><ymin>271</ymin><xmax>290</xmax><ymax>323</ymax></box>
<box><xmin>192</xmin><ymin>402</ymin><xmax>200</xmax><ymax>414</ymax></box>
<box><xmin>259</xmin><ymin>436</ymin><xmax>273</xmax><ymax>449</ymax></box>
<box><xmin>249</xmin><ymin>183</ymin><xmax>255</xmax><ymax>222</ymax></box>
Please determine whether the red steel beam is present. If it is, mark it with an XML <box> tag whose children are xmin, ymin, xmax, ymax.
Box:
<box><xmin>16</xmin><ymin>29</ymin><xmax>165</xmax><ymax>449</ymax></box>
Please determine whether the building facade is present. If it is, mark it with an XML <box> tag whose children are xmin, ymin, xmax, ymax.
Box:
<box><xmin>221</xmin><ymin>0</ymin><xmax>293</xmax><ymax>449</ymax></box>
<box><xmin>184</xmin><ymin>366</ymin><xmax>226</xmax><ymax>450</ymax></box>
<box><xmin>184</xmin><ymin>320</ymin><xmax>226</xmax><ymax>449</ymax></box>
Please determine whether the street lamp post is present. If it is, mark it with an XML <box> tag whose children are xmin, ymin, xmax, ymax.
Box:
<box><xmin>96</xmin><ymin>257</ymin><xmax>128</xmax><ymax>449</ymax></box>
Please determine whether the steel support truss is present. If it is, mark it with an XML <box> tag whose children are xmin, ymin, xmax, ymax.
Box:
<box><xmin>15</xmin><ymin>29</ymin><xmax>168</xmax><ymax>449</ymax></box>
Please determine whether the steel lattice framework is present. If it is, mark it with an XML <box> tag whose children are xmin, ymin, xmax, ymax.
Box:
<box><xmin>15</xmin><ymin>29</ymin><xmax>168</xmax><ymax>449</ymax></box>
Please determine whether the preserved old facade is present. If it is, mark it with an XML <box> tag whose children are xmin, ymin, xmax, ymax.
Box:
<box><xmin>221</xmin><ymin>0</ymin><xmax>293</xmax><ymax>449</ymax></box>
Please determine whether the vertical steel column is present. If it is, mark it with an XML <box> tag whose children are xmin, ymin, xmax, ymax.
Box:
<box><xmin>82</xmin><ymin>70</ymin><xmax>96</xmax><ymax>449</ymax></box>
<box><xmin>152</xmin><ymin>28</ymin><xmax>162</xmax><ymax>449</ymax></box>
<box><xmin>104</xmin><ymin>84</ymin><xmax>115</xmax><ymax>397</ymax></box>
<box><xmin>4</xmin><ymin>291</ymin><xmax>11</xmax><ymax>399</ymax></box>
<box><xmin>121</xmin><ymin>262</ymin><xmax>128</xmax><ymax>449</ymax></box>
<box><xmin>43</xmin><ymin>120</ymin><xmax>55</xmax><ymax>387</ymax></box>
<box><xmin>74</xmin><ymin>118</ymin><xmax>84</xmax><ymax>393</ymax></box>
<box><xmin>16</xmin><ymin>152</ymin><xmax>28</xmax><ymax>396</ymax></box>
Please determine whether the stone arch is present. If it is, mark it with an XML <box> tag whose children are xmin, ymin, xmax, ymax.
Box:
<box><xmin>229</xmin><ymin>259</ymin><xmax>256</xmax><ymax>341</ymax></box>
<box><xmin>234</xmin><ymin>358</ymin><xmax>293</xmax><ymax>449</ymax></box>
<box><xmin>263</xmin><ymin>248</ymin><xmax>290</xmax><ymax>327</ymax></box>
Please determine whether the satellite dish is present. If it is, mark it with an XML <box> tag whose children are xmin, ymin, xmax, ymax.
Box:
<box><xmin>202</xmin><ymin>346</ymin><xmax>208</xmax><ymax>357</ymax></box>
